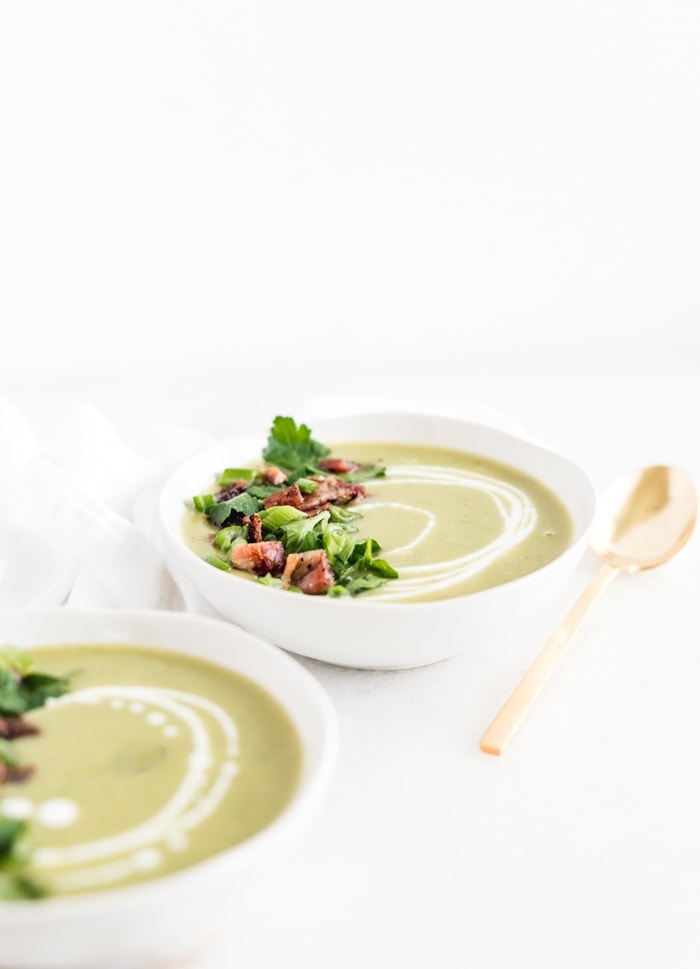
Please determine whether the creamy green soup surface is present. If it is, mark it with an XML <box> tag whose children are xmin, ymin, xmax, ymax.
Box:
<box><xmin>184</xmin><ymin>441</ymin><xmax>574</xmax><ymax>603</ymax></box>
<box><xmin>0</xmin><ymin>645</ymin><xmax>302</xmax><ymax>896</ymax></box>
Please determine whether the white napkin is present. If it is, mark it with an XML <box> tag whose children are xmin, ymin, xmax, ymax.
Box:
<box><xmin>0</xmin><ymin>398</ymin><xmax>216</xmax><ymax>613</ymax></box>
<box><xmin>0</xmin><ymin>394</ymin><xmax>535</xmax><ymax>615</ymax></box>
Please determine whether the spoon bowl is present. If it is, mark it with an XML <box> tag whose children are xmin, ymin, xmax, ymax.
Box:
<box><xmin>480</xmin><ymin>465</ymin><xmax>698</xmax><ymax>755</ymax></box>
<box><xmin>591</xmin><ymin>465</ymin><xmax>697</xmax><ymax>572</ymax></box>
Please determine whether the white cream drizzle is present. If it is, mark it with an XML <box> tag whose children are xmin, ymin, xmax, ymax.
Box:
<box><xmin>362</xmin><ymin>464</ymin><xmax>538</xmax><ymax>600</ymax></box>
<box><xmin>36</xmin><ymin>798</ymin><xmax>79</xmax><ymax>829</ymax></box>
<box><xmin>24</xmin><ymin>685</ymin><xmax>240</xmax><ymax>891</ymax></box>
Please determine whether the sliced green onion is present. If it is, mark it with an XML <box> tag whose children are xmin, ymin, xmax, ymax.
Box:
<box><xmin>213</xmin><ymin>525</ymin><xmax>246</xmax><ymax>552</ymax></box>
<box><xmin>259</xmin><ymin>505</ymin><xmax>308</xmax><ymax>530</ymax></box>
<box><xmin>295</xmin><ymin>477</ymin><xmax>318</xmax><ymax>494</ymax></box>
<box><xmin>219</xmin><ymin>468</ymin><xmax>257</xmax><ymax>486</ymax></box>
<box><xmin>192</xmin><ymin>494</ymin><xmax>215</xmax><ymax>512</ymax></box>
<box><xmin>204</xmin><ymin>554</ymin><xmax>231</xmax><ymax>571</ymax></box>
<box><xmin>328</xmin><ymin>504</ymin><xmax>361</xmax><ymax>524</ymax></box>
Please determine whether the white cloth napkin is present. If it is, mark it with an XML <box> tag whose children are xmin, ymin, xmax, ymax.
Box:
<box><xmin>0</xmin><ymin>394</ymin><xmax>535</xmax><ymax>615</ymax></box>
<box><xmin>0</xmin><ymin>398</ymin><xmax>217</xmax><ymax>613</ymax></box>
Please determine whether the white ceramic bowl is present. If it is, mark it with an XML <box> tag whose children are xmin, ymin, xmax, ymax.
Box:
<box><xmin>0</xmin><ymin>608</ymin><xmax>338</xmax><ymax>969</ymax></box>
<box><xmin>158</xmin><ymin>412</ymin><xmax>598</xmax><ymax>670</ymax></box>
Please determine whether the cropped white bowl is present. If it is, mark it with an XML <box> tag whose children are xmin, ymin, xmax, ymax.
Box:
<box><xmin>0</xmin><ymin>608</ymin><xmax>338</xmax><ymax>969</ymax></box>
<box><xmin>158</xmin><ymin>412</ymin><xmax>598</xmax><ymax>670</ymax></box>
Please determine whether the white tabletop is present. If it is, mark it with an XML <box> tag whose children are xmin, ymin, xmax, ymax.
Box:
<box><xmin>1</xmin><ymin>1</ymin><xmax>699</xmax><ymax>965</ymax></box>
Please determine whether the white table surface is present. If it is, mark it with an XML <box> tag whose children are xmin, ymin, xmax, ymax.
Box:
<box><xmin>1</xmin><ymin>355</ymin><xmax>698</xmax><ymax>969</ymax></box>
<box><xmin>1</xmin><ymin>1</ymin><xmax>699</xmax><ymax>964</ymax></box>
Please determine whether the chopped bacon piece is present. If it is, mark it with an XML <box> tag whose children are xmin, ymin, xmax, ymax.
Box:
<box><xmin>261</xmin><ymin>466</ymin><xmax>288</xmax><ymax>486</ymax></box>
<box><xmin>244</xmin><ymin>513</ymin><xmax>263</xmax><ymax>543</ymax></box>
<box><xmin>215</xmin><ymin>480</ymin><xmax>250</xmax><ymax>502</ymax></box>
<box><xmin>262</xmin><ymin>483</ymin><xmax>303</xmax><ymax>509</ymax></box>
<box><xmin>0</xmin><ymin>762</ymin><xmax>35</xmax><ymax>785</ymax></box>
<box><xmin>0</xmin><ymin>716</ymin><xmax>39</xmax><ymax>740</ymax></box>
<box><xmin>282</xmin><ymin>550</ymin><xmax>335</xmax><ymax>595</ymax></box>
<box><xmin>299</xmin><ymin>476</ymin><xmax>366</xmax><ymax>514</ymax></box>
<box><xmin>318</xmin><ymin>457</ymin><xmax>362</xmax><ymax>474</ymax></box>
<box><xmin>231</xmin><ymin>541</ymin><xmax>286</xmax><ymax>576</ymax></box>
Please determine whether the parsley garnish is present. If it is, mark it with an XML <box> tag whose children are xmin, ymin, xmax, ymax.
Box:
<box><xmin>0</xmin><ymin>817</ymin><xmax>24</xmax><ymax>857</ymax></box>
<box><xmin>0</xmin><ymin>645</ymin><xmax>72</xmax><ymax>901</ymax></box>
<box><xmin>0</xmin><ymin>647</ymin><xmax>71</xmax><ymax>719</ymax></box>
<box><xmin>261</xmin><ymin>416</ymin><xmax>331</xmax><ymax>473</ymax></box>
<box><xmin>192</xmin><ymin>416</ymin><xmax>398</xmax><ymax>597</ymax></box>
<box><xmin>0</xmin><ymin>819</ymin><xmax>46</xmax><ymax>901</ymax></box>
<box><xmin>207</xmin><ymin>491</ymin><xmax>261</xmax><ymax>528</ymax></box>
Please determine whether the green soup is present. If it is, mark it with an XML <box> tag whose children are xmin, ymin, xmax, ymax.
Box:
<box><xmin>184</xmin><ymin>441</ymin><xmax>573</xmax><ymax>603</ymax></box>
<box><xmin>0</xmin><ymin>645</ymin><xmax>302</xmax><ymax>896</ymax></box>
<box><xmin>339</xmin><ymin>442</ymin><xmax>573</xmax><ymax>601</ymax></box>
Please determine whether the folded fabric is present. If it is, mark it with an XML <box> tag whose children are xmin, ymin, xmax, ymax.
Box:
<box><xmin>0</xmin><ymin>398</ymin><xmax>215</xmax><ymax>613</ymax></box>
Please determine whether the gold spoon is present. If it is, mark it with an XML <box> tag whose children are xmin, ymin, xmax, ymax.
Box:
<box><xmin>480</xmin><ymin>465</ymin><xmax>698</xmax><ymax>756</ymax></box>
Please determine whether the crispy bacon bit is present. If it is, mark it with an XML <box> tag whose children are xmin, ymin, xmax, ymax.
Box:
<box><xmin>231</xmin><ymin>541</ymin><xmax>286</xmax><ymax>576</ymax></box>
<box><xmin>0</xmin><ymin>762</ymin><xmax>35</xmax><ymax>785</ymax></box>
<box><xmin>281</xmin><ymin>550</ymin><xmax>335</xmax><ymax>595</ymax></box>
<box><xmin>262</xmin><ymin>483</ymin><xmax>303</xmax><ymax>510</ymax></box>
<box><xmin>0</xmin><ymin>715</ymin><xmax>39</xmax><ymax>740</ymax></box>
<box><xmin>215</xmin><ymin>480</ymin><xmax>250</xmax><ymax>502</ymax></box>
<box><xmin>299</xmin><ymin>476</ymin><xmax>366</xmax><ymax>514</ymax></box>
<box><xmin>244</xmin><ymin>513</ymin><xmax>263</xmax><ymax>543</ymax></box>
<box><xmin>318</xmin><ymin>457</ymin><xmax>362</xmax><ymax>474</ymax></box>
<box><xmin>261</xmin><ymin>465</ymin><xmax>288</xmax><ymax>486</ymax></box>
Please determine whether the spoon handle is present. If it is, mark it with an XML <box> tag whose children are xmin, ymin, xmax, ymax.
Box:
<box><xmin>480</xmin><ymin>562</ymin><xmax>620</xmax><ymax>755</ymax></box>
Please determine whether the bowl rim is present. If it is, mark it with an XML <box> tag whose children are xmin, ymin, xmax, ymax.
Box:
<box><xmin>0</xmin><ymin>606</ymin><xmax>339</xmax><ymax>920</ymax></box>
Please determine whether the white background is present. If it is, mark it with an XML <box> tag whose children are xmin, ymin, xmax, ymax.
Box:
<box><xmin>1</xmin><ymin>4</ymin><xmax>699</xmax><ymax>969</ymax></box>
<box><xmin>1</xmin><ymin>0</ymin><xmax>698</xmax><ymax>381</ymax></box>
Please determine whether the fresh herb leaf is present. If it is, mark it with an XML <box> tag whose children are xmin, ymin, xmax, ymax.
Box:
<box><xmin>0</xmin><ymin>818</ymin><xmax>43</xmax><ymax>901</ymax></box>
<box><xmin>0</xmin><ymin>669</ymin><xmax>69</xmax><ymax>718</ymax></box>
<box><xmin>0</xmin><ymin>647</ymin><xmax>71</xmax><ymax>719</ymax></box>
<box><xmin>246</xmin><ymin>484</ymin><xmax>281</xmax><ymax>499</ymax></box>
<box><xmin>0</xmin><ymin>647</ymin><xmax>34</xmax><ymax>678</ymax></box>
<box><xmin>208</xmin><ymin>491</ymin><xmax>261</xmax><ymax>527</ymax></box>
<box><xmin>279</xmin><ymin>510</ymin><xmax>330</xmax><ymax>554</ymax></box>
<box><xmin>262</xmin><ymin>417</ymin><xmax>330</xmax><ymax>472</ymax></box>
<box><xmin>352</xmin><ymin>537</ymin><xmax>399</xmax><ymax>576</ymax></box>
<box><xmin>16</xmin><ymin>673</ymin><xmax>70</xmax><ymax>713</ymax></box>
<box><xmin>332</xmin><ymin>537</ymin><xmax>399</xmax><ymax>594</ymax></box>
<box><xmin>0</xmin><ymin>670</ymin><xmax>27</xmax><ymax>718</ymax></box>
<box><xmin>0</xmin><ymin>649</ymin><xmax>65</xmax><ymax>902</ymax></box>
<box><xmin>0</xmin><ymin>818</ymin><xmax>24</xmax><ymax>859</ymax></box>
<box><xmin>339</xmin><ymin>572</ymin><xmax>393</xmax><ymax>595</ymax></box>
